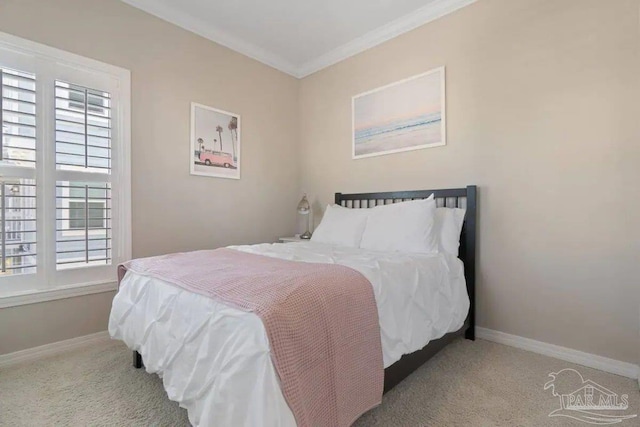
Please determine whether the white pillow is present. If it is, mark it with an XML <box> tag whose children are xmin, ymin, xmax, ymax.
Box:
<box><xmin>360</xmin><ymin>196</ymin><xmax>438</xmax><ymax>254</ymax></box>
<box><xmin>311</xmin><ymin>204</ymin><xmax>369</xmax><ymax>248</ymax></box>
<box><xmin>435</xmin><ymin>208</ymin><xmax>466</xmax><ymax>256</ymax></box>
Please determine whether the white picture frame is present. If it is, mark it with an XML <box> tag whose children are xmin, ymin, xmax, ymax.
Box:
<box><xmin>190</xmin><ymin>102</ymin><xmax>241</xmax><ymax>179</ymax></box>
<box><xmin>352</xmin><ymin>66</ymin><xmax>446</xmax><ymax>160</ymax></box>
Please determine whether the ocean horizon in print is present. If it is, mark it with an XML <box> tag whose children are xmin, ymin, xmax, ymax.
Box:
<box><xmin>353</xmin><ymin>67</ymin><xmax>445</xmax><ymax>158</ymax></box>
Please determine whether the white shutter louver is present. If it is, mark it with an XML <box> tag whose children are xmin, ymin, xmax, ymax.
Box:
<box><xmin>55</xmin><ymin>81</ymin><xmax>111</xmax><ymax>173</ymax></box>
<box><xmin>0</xmin><ymin>67</ymin><xmax>37</xmax><ymax>277</ymax></box>
<box><xmin>1</xmin><ymin>68</ymin><xmax>37</xmax><ymax>167</ymax></box>
<box><xmin>55</xmin><ymin>81</ymin><xmax>112</xmax><ymax>269</ymax></box>
<box><xmin>56</xmin><ymin>182</ymin><xmax>111</xmax><ymax>268</ymax></box>
<box><xmin>0</xmin><ymin>180</ymin><xmax>36</xmax><ymax>275</ymax></box>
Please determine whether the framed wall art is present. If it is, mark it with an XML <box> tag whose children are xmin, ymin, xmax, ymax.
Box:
<box><xmin>190</xmin><ymin>102</ymin><xmax>241</xmax><ymax>179</ymax></box>
<box><xmin>352</xmin><ymin>66</ymin><xmax>445</xmax><ymax>159</ymax></box>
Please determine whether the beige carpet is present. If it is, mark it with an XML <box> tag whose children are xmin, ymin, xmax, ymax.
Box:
<box><xmin>0</xmin><ymin>338</ymin><xmax>637</xmax><ymax>426</ymax></box>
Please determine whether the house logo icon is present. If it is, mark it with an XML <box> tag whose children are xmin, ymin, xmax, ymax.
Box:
<box><xmin>544</xmin><ymin>368</ymin><xmax>637</xmax><ymax>424</ymax></box>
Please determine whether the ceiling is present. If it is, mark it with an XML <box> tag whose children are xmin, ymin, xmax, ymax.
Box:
<box><xmin>121</xmin><ymin>0</ymin><xmax>476</xmax><ymax>78</ymax></box>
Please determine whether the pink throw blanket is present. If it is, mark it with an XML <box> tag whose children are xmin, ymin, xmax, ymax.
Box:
<box><xmin>118</xmin><ymin>248</ymin><xmax>383</xmax><ymax>427</ymax></box>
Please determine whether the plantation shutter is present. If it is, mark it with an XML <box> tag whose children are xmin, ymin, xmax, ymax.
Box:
<box><xmin>0</xmin><ymin>67</ymin><xmax>37</xmax><ymax>276</ymax></box>
<box><xmin>55</xmin><ymin>81</ymin><xmax>112</xmax><ymax>269</ymax></box>
<box><xmin>0</xmin><ymin>32</ymin><xmax>130</xmax><ymax>299</ymax></box>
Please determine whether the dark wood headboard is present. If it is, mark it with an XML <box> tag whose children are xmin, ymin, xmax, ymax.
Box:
<box><xmin>334</xmin><ymin>185</ymin><xmax>477</xmax><ymax>340</ymax></box>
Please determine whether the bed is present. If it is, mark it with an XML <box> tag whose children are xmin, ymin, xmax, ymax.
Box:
<box><xmin>109</xmin><ymin>186</ymin><xmax>476</xmax><ymax>426</ymax></box>
<box><xmin>335</xmin><ymin>186</ymin><xmax>477</xmax><ymax>392</ymax></box>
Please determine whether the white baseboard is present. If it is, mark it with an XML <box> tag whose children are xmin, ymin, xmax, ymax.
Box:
<box><xmin>476</xmin><ymin>327</ymin><xmax>639</xmax><ymax>380</ymax></box>
<box><xmin>2</xmin><ymin>327</ymin><xmax>638</xmax><ymax>391</ymax></box>
<box><xmin>0</xmin><ymin>331</ymin><xmax>110</xmax><ymax>369</ymax></box>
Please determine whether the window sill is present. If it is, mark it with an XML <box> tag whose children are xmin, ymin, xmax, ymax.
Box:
<box><xmin>0</xmin><ymin>280</ymin><xmax>117</xmax><ymax>309</ymax></box>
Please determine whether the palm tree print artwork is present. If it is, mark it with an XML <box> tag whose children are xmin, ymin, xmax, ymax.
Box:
<box><xmin>190</xmin><ymin>103</ymin><xmax>241</xmax><ymax>179</ymax></box>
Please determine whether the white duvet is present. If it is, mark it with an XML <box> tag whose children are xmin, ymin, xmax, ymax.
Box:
<box><xmin>108</xmin><ymin>241</ymin><xmax>469</xmax><ymax>427</ymax></box>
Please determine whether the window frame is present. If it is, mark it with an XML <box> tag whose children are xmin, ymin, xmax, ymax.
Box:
<box><xmin>0</xmin><ymin>31</ymin><xmax>131</xmax><ymax>308</ymax></box>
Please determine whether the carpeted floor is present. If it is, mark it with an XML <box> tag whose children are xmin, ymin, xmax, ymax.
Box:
<box><xmin>0</xmin><ymin>338</ymin><xmax>637</xmax><ymax>426</ymax></box>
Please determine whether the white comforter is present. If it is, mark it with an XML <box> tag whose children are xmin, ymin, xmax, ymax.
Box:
<box><xmin>108</xmin><ymin>242</ymin><xmax>469</xmax><ymax>427</ymax></box>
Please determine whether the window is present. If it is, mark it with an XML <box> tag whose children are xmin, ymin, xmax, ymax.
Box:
<box><xmin>1</xmin><ymin>67</ymin><xmax>37</xmax><ymax>279</ymax></box>
<box><xmin>0</xmin><ymin>33</ymin><xmax>130</xmax><ymax>302</ymax></box>
<box><xmin>55</xmin><ymin>81</ymin><xmax>111</xmax><ymax>173</ymax></box>
<box><xmin>56</xmin><ymin>182</ymin><xmax>111</xmax><ymax>269</ymax></box>
<box><xmin>1</xmin><ymin>68</ymin><xmax>37</xmax><ymax>167</ymax></box>
<box><xmin>68</xmin><ymin>202</ymin><xmax>106</xmax><ymax>230</ymax></box>
<box><xmin>0</xmin><ymin>180</ymin><xmax>36</xmax><ymax>276</ymax></box>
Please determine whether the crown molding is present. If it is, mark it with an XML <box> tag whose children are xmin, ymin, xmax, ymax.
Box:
<box><xmin>121</xmin><ymin>0</ymin><xmax>476</xmax><ymax>79</ymax></box>
<box><xmin>297</xmin><ymin>0</ymin><xmax>477</xmax><ymax>77</ymax></box>
<box><xmin>120</xmin><ymin>0</ymin><xmax>300</xmax><ymax>77</ymax></box>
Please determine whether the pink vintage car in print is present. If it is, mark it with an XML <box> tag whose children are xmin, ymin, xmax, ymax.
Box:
<box><xmin>198</xmin><ymin>150</ymin><xmax>235</xmax><ymax>168</ymax></box>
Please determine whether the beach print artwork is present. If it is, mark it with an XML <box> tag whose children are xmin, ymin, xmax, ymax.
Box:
<box><xmin>190</xmin><ymin>103</ymin><xmax>240</xmax><ymax>179</ymax></box>
<box><xmin>352</xmin><ymin>67</ymin><xmax>445</xmax><ymax>159</ymax></box>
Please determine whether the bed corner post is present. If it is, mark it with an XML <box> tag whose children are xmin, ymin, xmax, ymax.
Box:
<box><xmin>334</xmin><ymin>192</ymin><xmax>342</xmax><ymax>205</ymax></box>
<box><xmin>464</xmin><ymin>185</ymin><xmax>477</xmax><ymax>341</ymax></box>
<box><xmin>133</xmin><ymin>350</ymin><xmax>143</xmax><ymax>369</ymax></box>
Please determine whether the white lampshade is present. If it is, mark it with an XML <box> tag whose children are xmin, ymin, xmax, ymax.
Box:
<box><xmin>297</xmin><ymin>194</ymin><xmax>310</xmax><ymax>214</ymax></box>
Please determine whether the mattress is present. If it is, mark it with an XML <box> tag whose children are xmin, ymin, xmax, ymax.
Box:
<box><xmin>108</xmin><ymin>241</ymin><xmax>470</xmax><ymax>426</ymax></box>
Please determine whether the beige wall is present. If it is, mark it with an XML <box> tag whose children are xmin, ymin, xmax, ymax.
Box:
<box><xmin>0</xmin><ymin>0</ymin><xmax>300</xmax><ymax>354</ymax></box>
<box><xmin>0</xmin><ymin>292</ymin><xmax>116</xmax><ymax>353</ymax></box>
<box><xmin>299</xmin><ymin>0</ymin><xmax>640</xmax><ymax>364</ymax></box>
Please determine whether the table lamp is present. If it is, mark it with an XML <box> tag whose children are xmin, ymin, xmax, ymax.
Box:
<box><xmin>297</xmin><ymin>194</ymin><xmax>312</xmax><ymax>240</ymax></box>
